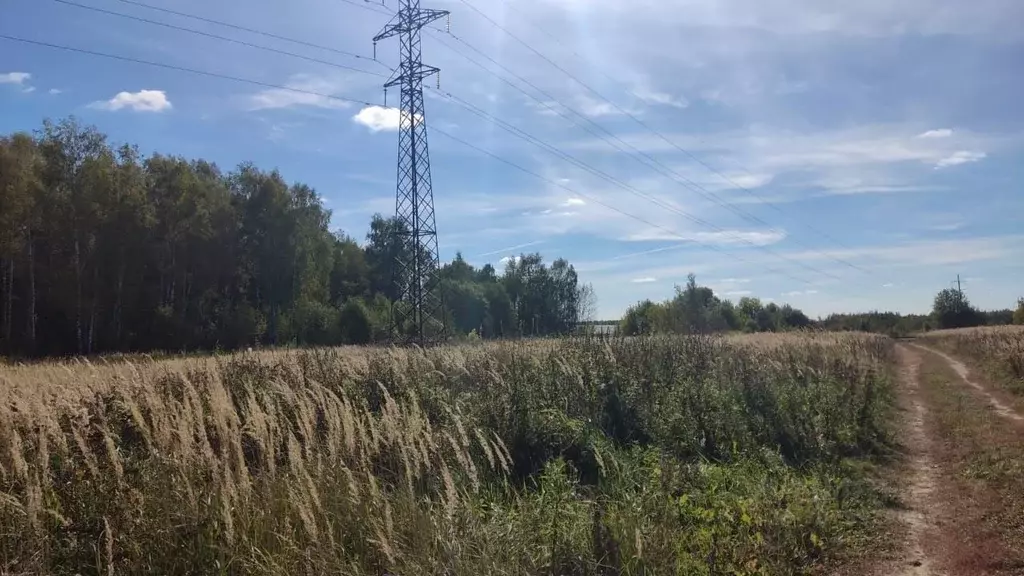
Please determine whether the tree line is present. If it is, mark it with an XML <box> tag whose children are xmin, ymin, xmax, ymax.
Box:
<box><xmin>618</xmin><ymin>277</ymin><xmax>1023</xmax><ymax>337</ymax></box>
<box><xmin>0</xmin><ymin>118</ymin><xmax>592</xmax><ymax>357</ymax></box>
<box><xmin>814</xmin><ymin>290</ymin><xmax>1019</xmax><ymax>336</ymax></box>
<box><xmin>618</xmin><ymin>274</ymin><xmax>812</xmax><ymax>335</ymax></box>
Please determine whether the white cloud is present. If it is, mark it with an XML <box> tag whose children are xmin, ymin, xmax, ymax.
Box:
<box><xmin>882</xmin><ymin>283</ymin><xmax>894</xmax><ymax>288</ymax></box>
<box><xmin>48</xmin><ymin>88</ymin><xmax>62</xmax><ymax>95</ymax></box>
<box><xmin>352</xmin><ymin>106</ymin><xmax>423</xmax><ymax>132</ymax></box>
<box><xmin>0</xmin><ymin>72</ymin><xmax>30</xmax><ymax>85</ymax></box>
<box><xmin>561</xmin><ymin>0</ymin><xmax>1023</xmax><ymax>38</ymax></box>
<box><xmin>499</xmin><ymin>255</ymin><xmax>522</xmax><ymax>265</ymax></box>
<box><xmin>476</xmin><ymin>240</ymin><xmax>544</xmax><ymax>257</ymax></box>
<box><xmin>725</xmin><ymin>173</ymin><xmax>774</xmax><ymax>189</ymax></box>
<box><xmin>575</xmin><ymin>94</ymin><xmax>641</xmax><ymax>118</ymax></box>
<box><xmin>566</xmin><ymin>124</ymin><xmax>1000</xmax><ymax>196</ymax></box>
<box><xmin>353</xmin><ymin>106</ymin><xmax>400</xmax><ymax>132</ymax></box>
<box><xmin>90</xmin><ymin>90</ymin><xmax>171</xmax><ymax>112</ymax></box>
<box><xmin>248</xmin><ymin>74</ymin><xmax>351</xmax><ymax>111</ymax></box>
<box><xmin>630</xmin><ymin>277</ymin><xmax>657</xmax><ymax>283</ymax></box>
<box><xmin>934</xmin><ymin>150</ymin><xmax>987</xmax><ymax>168</ymax></box>
<box><xmin>782</xmin><ymin>289</ymin><xmax>820</xmax><ymax>297</ymax></box>
<box><xmin>928</xmin><ymin>222</ymin><xmax>965</xmax><ymax>232</ymax></box>
<box><xmin>562</xmin><ymin>197</ymin><xmax>586</xmax><ymax>207</ymax></box>
<box><xmin>786</xmin><ymin>235</ymin><xmax>1024</xmax><ymax>267</ymax></box>
<box><xmin>631</xmin><ymin>86</ymin><xmax>689</xmax><ymax>109</ymax></box>
<box><xmin>625</xmin><ymin>228</ymin><xmax>787</xmax><ymax>247</ymax></box>
<box><xmin>918</xmin><ymin>128</ymin><xmax>953</xmax><ymax>138</ymax></box>
<box><xmin>22</xmin><ymin>86</ymin><xmax>36</xmax><ymax>94</ymax></box>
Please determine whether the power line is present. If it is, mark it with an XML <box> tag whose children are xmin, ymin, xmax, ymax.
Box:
<box><xmin>49</xmin><ymin>0</ymin><xmax>832</xmax><ymax>280</ymax></box>
<box><xmin>50</xmin><ymin>0</ymin><xmax>388</xmax><ymax>77</ymax></box>
<box><xmin>0</xmin><ymin>34</ymin><xmax>382</xmax><ymax>108</ymax></box>
<box><xmin>425</xmin><ymin>119</ymin><xmax>817</xmax><ymax>285</ymax></box>
<box><xmin>453</xmin><ymin>0</ymin><xmax>869</xmax><ymax>263</ymax></box>
<box><xmin>336</xmin><ymin>0</ymin><xmax>394</xmax><ymax>17</ymax></box>
<box><xmin>39</xmin><ymin>0</ymin><xmax>853</xmax><ymax>284</ymax></box>
<box><xmin>0</xmin><ymin>33</ymin><xmax>822</xmax><ymax>286</ymax></box>
<box><xmin>109</xmin><ymin>0</ymin><xmax>384</xmax><ymax>65</ymax></box>
<box><xmin>74</xmin><ymin>0</ymin><xmax>787</xmax><ymax>270</ymax></box>
<box><xmin>427</xmin><ymin>32</ymin><xmax>858</xmax><ymax>280</ymax></box>
<box><xmin>428</xmin><ymin>87</ymin><xmax>831</xmax><ymax>284</ymax></box>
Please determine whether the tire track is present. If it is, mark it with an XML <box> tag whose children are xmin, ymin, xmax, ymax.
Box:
<box><xmin>909</xmin><ymin>343</ymin><xmax>1023</xmax><ymax>423</ymax></box>
<box><xmin>889</xmin><ymin>344</ymin><xmax>940</xmax><ymax>576</ymax></box>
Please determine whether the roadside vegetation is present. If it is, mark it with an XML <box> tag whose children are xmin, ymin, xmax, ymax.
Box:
<box><xmin>1</xmin><ymin>333</ymin><xmax>895</xmax><ymax>575</ymax></box>
<box><xmin>919</xmin><ymin>326</ymin><xmax>1024</xmax><ymax>396</ymax></box>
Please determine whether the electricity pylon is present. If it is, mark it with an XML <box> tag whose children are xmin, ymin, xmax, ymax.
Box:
<box><xmin>374</xmin><ymin>0</ymin><xmax>449</xmax><ymax>344</ymax></box>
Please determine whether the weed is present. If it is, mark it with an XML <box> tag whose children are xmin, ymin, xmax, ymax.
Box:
<box><xmin>0</xmin><ymin>333</ymin><xmax>895</xmax><ymax>575</ymax></box>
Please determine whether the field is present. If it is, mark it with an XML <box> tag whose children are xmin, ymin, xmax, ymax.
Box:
<box><xmin>0</xmin><ymin>333</ymin><xmax>897</xmax><ymax>575</ymax></box>
<box><xmin>919</xmin><ymin>326</ymin><xmax>1024</xmax><ymax>397</ymax></box>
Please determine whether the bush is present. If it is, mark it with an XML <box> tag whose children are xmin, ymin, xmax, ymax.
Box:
<box><xmin>339</xmin><ymin>299</ymin><xmax>373</xmax><ymax>344</ymax></box>
<box><xmin>283</xmin><ymin>299</ymin><xmax>340</xmax><ymax>346</ymax></box>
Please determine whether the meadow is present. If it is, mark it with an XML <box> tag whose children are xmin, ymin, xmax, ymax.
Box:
<box><xmin>919</xmin><ymin>325</ymin><xmax>1024</xmax><ymax>396</ymax></box>
<box><xmin>0</xmin><ymin>333</ymin><xmax>896</xmax><ymax>575</ymax></box>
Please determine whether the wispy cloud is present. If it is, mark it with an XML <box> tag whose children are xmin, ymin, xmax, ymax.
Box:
<box><xmin>786</xmin><ymin>235</ymin><xmax>1024</xmax><ymax>267</ymax></box>
<box><xmin>0</xmin><ymin>72</ymin><xmax>30</xmax><ymax>85</ymax></box>
<box><xmin>781</xmin><ymin>289</ymin><xmax>819</xmax><ymax>297</ymax></box>
<box><xmin>0</xmin><ymin>72</ymin><xmax>35</xmax><ymax>93</ymax></box>
<box><xmin>630</xmin><ymin>277</ymin><xmax>657</xmax><ymax>283</ymax></box>
<box><xmin>918</xmin><ymin>128</ymin><xmax>953</xmax><ymax>139</ymax></box>
<box><xmin>565</xmin><ymin>124</ymin><xmax>1001</xmax><ymax>202</ymax></box>
<box><xmin>248</xmin><ymin>74</ymin><xmax>351</xmax><ymax>111</ymax></box>
<box><xmin>631</xmin><ymin>85</ymin><xmax>688</xmax><ymax>109</ymax></box>
<box><xmin>625</xmin><ymin>228</ymin><xmax>787</xmax><ymax>247</ymax></box>
<box><xmin>476</xmin><ymin>240</ymin><xmax>544</xmax><ymax>258</ymax></box>
<box><xmin>935</xmin><ymin>150</ymin><xmax>987</xmax><ymax>168</ymax></box>
<box><xmin>575</xmin><ymin>94</ymin><xmax>641</xmax><ymax>118</ymax></box>
<box><xmin>89</xmin><ymin>90</ymin><xmax>171</xmax><ymax>112</ymax></box>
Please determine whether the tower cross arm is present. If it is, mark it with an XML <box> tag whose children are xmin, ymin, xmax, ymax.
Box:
<box><xmin>373</xmin><ymin>8</ymin><xmax>448</xmax><ymax>42</ymax></box>
<box><xmin>383</xmin><ymin>64</ymin><xmax>440</xmax><ymax>88</ymax></box>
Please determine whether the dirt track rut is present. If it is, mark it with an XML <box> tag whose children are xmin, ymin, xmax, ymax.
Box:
<box><xmin>908</xmin><ymin>343</ymin><xmax>1023</xmax><ymax>423</ymax></box>
<box><xmin>887</xmin><ymin>345</ymin><xmax>940</xmax><ymax>576</ymax></box>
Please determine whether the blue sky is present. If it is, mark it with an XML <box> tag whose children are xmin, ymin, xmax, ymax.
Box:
<box><xmin>2</xmin><ymin>0</ymin><xmax>1023</xmax><ymax>319</ymax></box>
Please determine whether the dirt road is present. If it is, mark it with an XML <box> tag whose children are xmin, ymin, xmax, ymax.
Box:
<box><xmin>873</xmin><ymin>343</ymin><xmax>1024</xmax><ymax>576</ymax></box>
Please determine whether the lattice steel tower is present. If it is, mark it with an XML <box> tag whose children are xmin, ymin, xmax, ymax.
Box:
<box><xmin>374</xmin><ymin>0</ymin><xmax>449</xmax><ymax>343</ymax></box>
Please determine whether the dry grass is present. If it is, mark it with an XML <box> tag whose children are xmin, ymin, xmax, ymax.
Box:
<box><xmin>919</xmin><ymin>326</ymin><xmax>1024</xmax><ymax>396</ymax></box>
<box><xmin>1</xmin><ymin>333</ymin><xmax>896</xmax><ymax>575</ymax></box>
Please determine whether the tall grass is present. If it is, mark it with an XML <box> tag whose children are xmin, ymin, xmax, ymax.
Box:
<box><xmin>919</xmin><ymin>326</ymin><xmax>1024</xmax><ymax>395</ymax></box>
<box><xmin>0</xmin><ymin>333</ymin><xmax>894</xmax><ymax>575</ymax></box>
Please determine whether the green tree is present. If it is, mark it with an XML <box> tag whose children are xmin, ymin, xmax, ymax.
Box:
<box><xmin>932</xmin><ymin>288</ymin><xmax>981</xmax><ymax>329</ymax></box>
<box><xmin>0</xmin><ymin>117</ymin><xmax>600</xmax><ymax>357</ymax></box>
<box><xmin>620</xmin><ymin>300</ymin><xmax>658</xmax><ymax>335</ymax></box>
<box><xmin>1013</xmin><ymin>298</ymin><xmax>1024</xmax><ymax>325</ymax></box>
<box><xmin>0</xmin><ymin>133</ymin><xmax>40</xmax><ymax>353</ymax></box>
<box><xmin>339</xmin><ymin>299</ymin><xmax>372</xmax><ymax>344</ymax></box>
<box><xmin>330</xmin><ymin>234</ymin><xmax>370</xmax><ymax>304</ymax></box>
